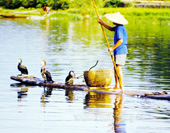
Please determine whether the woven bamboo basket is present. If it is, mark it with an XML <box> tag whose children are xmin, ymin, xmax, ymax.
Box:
<box><xmin>84</xmin><ymin>69</ymin><xmax>113</xmax><ymax>87</ymax></box>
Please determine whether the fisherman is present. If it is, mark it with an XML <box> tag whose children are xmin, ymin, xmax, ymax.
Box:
<box><xmin>43</xmin><ymin>5</ymin><xmax>50</xmax><ymax>15</ymax></box>
<box><xmin>98</xmin><ymin>12</ymin><xmax>128</xmax><ymax>90</ymax></box>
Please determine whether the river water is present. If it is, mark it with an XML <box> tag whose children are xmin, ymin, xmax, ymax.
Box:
<box><xmin>0</xmin><ymin>17</ymin><xmax>170</xmax><ymax>133</ymax></box>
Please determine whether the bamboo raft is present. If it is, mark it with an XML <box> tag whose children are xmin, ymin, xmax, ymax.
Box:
<box><xmin>0</xmin><ymin>14</ymin><xmax>45</xmax><ymax>20</ymax></box>
<box><xmin>0</xmin><ymin>14</ymin><xmax>27</xmax><ymax>18</ymax></box>
<box><xmin>10</xmin><ymin>75</ymin><xmax>170</xmax><ymax>100</ymax></box>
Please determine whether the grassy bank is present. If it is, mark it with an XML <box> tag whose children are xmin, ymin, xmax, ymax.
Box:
<box><xmin>57</xmin><ymin>7</ymin><xmax>170</xmax><ymax>23</ymax></box>
<box><xmin>1</xmin><ymin>7</ymin><xmax>170</xmax><ymax>22</ymax></box>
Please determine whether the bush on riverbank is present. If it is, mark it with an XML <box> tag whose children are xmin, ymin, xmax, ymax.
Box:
<box><xmin>0</xmin><ymin>0</ymin><xmax>129</xmax><ymax>9</ymax></box>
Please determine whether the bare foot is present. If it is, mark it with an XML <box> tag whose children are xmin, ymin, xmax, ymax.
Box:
<box><xmin>108</xmin><ymin>87</ymin><xmax>121</xmax><ymax>92</ymax></box>
<box><xmin>108</xmin><ymin>87</ymin><xmax>125</xmax><ymax>93</ymax></box>
<box><xmin>113</xmin><ymin>86</ymin><xmax>120</xmax><ymax>90</ymax></box>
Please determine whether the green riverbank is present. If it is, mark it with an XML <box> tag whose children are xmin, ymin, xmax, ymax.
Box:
<box><xmin>1</xmin><ymin>7</ymin><xmax>170</xmax><ymax>23</ymax></box>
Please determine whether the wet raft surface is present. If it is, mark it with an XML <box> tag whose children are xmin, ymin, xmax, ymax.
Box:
<box><xmin>10</xmin><ymin>75</ymin><xmax>170</xmax><ymax>100</ymax></box>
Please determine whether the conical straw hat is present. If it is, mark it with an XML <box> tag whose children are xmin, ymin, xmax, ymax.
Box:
<box><xmin>104</xmin><ymin>12</ymin><xmax>128</xmax><ymax>25</ymax></box>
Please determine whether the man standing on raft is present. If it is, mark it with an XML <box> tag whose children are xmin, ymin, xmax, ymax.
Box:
<box><xmin>98</xmin><ymin>12</ymin><xmax>128</xmax><ymax>90</ymax></box>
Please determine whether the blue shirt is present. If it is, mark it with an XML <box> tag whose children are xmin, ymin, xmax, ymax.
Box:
<box><xmin>113</xmin><ymin>25</ymin><xmax>128</xmax><ymax>55</ymax></box>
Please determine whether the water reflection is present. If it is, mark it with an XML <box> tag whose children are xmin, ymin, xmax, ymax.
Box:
<box><xmin>113</xmin><ymin>95</ymin><xmax>126</xmax><ymax>133</ymax></box>
<box><xmin>126</xmin><ymin>23</ymin><xmax>170</xmax><ymax>87</ymax></box>
<box><xmin>65</xmin><ymin>89</ymin><xmax>74</xmax><ymax>102</ymax></box>
<box><xmin>84</xmin><ymin>92</ymin><xmax>126</xmax><ymax>132</ymax></box>
<box><xmin>10</xmin><ymin>83</ymin><xmax>29</xmax><ymax>101</ymax></box>
<box><xmin>41</xmin><ymin>87</ymin><xmax>53</xmax><ymax>107</ymax></box>
<box><xmin>17</xmin><ymin>87</ymin><xmax>28</xmax><ymax>100</ymax></box>
<box><xmin>84</xmin><ymin>92</ymin><xmax>112</xmax><ymax>108</ymax></box>
<box><xmin>46</xmin><ymin>19</ymin><xmax>50</xmax><ymax>35</ymax></box>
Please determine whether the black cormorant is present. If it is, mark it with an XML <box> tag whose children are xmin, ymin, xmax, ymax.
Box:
<box><xmin>65</xmin><ymin>71</ymin><xmax>75</xmax><ymax>85</ymax></box>
<box><xmin>17</xmin><ymin>58</ymin><xmax>28</xmax><ymax>75</ymax></box>
<box><xmin>41</xmin><ymin>60</ymin><xmax>54</xmax><ymax>83</ymax></box>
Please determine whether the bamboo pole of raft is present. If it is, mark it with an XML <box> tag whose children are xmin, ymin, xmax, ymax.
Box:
<box><xmin>10</xmin><ymin>75</ymin><xmax>170</xmax><ymax>100</ymax></box>
<box><xmin>91</xmin><ymin>0</ymin><xmax>123</xmax><ymax>92</ymax></box>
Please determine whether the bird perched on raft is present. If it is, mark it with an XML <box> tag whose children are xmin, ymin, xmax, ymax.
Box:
<box><xmin>17</xmin><ymin>58</ymin><xmax>28</xmax><ymax>76</ymax></box>
<box><xmin>41</xmin><ymin>60</ymin><xmax>54</xmax><ymax>83</ymax></box>
<box><xmin>65</xmin><ymin>71</ymin><xmax>76</xmax><ymax>85</ymax></box>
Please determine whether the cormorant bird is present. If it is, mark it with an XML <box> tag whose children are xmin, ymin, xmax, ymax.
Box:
<box><xmin>65</xmin><ymin>71</ymin><xmax>75</xmax><ymax>85</ymax></box>
<box><xmin>41</xmin><ymin>60</ymin><xmax>54</xmax><ymax>83</ymax></box>
<box><xmin>17</xmin><ymin>58</ymin><xmax>28</xmax><ymax>75</ymax></box>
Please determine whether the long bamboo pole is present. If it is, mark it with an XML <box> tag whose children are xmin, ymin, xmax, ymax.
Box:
<box><xmin>91</xmin><ymin>0</ymin><xmax>123</xmax><ymax>92</ymax></box>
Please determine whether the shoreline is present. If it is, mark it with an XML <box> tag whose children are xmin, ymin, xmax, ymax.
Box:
<box><xmin>1</xmin><ymin>7</ymin><xmax>170</xmax><ymax>22</ymax></box>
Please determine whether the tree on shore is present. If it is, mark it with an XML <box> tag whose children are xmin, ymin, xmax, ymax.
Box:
<box><xmin>0</xmin><ymin>0</ymin><xmax>126</xmax><ymax>9</ymax></box>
